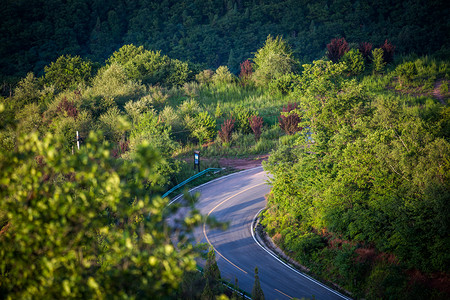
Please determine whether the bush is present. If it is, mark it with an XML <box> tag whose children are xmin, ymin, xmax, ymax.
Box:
<box><xmin>97</xmin><ymin>106</ymin><xmax>127</xmax><ymax>143</ymax></box>
<box><xmin>218</xmin><ymin>118</ymin><xmax>235</xmax><ymax>144</ymax></box>
<box><xmin>380</xmin><ymin>40</ymin><xmax>395</xmax><ymax>64</ymax></box>
<box><xmin>327</xmin><ymin>38</ymin><xmax>349</xmax><ymax>63</ymax></box>
<box><xmin>239</xmin><ymin>59</ymin><xmax>253</xmax><ymax>80</ymax></box>
<box><xmin>440</xmin><ymin>81</ymin><xmax>449</xmax><ymax>94</ymax></box>
<box><xmin>279</xmin><ymin>103</ymin><xmax>302</xmax><ymax>135</ymax></box>
<box><xmin>195</xmin><ymin>69</ymin><xmax>214</xmax><ymax>85</ymax></box>
<box><xmin>358</xmin><ymin>42</ymin><xmax>373</xmax><ymax>63</ymax></box>
<box><xmin>107</xmin><ymin>44</ymin><xmax>191</xmax><ymax>87</ymax></box>
<box><xmin>179</xmin><ymin>98</ymin><xmax>201</xmax><ymax>118</ymax></box>
<box><xmin>395</xmin><ymin>61</ymin><xmax>417</xmax><ymax>86</ymax></box>
<box><xmin>212</xmin><ymin>66</ymin><xmax>235</xmax><ymax>86</ymax></box>
<box><xmin>232</xmin><ymin>105</ymin><xmax>257</xmax><ymax>134</ymax></box>
<box><xmin>13</xmin><ymin>73</ymin><xmax>43</xmax><ymax>106</ymax></box>
<box><xmin>372</xmin><ymin>48</ymin><xmax>386</xmax><ymax>74</ymax></box>
<box><xmin>249</xmin><ymin>115</ymin><xmax>263</xmax><ymax>141</ymax></box>
<box><xmin>342</xmin><ymin>49</ymin><xmax>365</xmax><ymax>76</ymax></box>
<box><xmin>268</xmin><ymin>73</ymin><xmax>298</xmax><ymax>95</ymax></box>
<box><xmin>185</xmin><ymin>111</ymin><xmax>216</xmax><ymax>145</ymax></box>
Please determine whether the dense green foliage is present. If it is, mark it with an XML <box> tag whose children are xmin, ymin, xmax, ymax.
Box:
<box><xmin>2</xmin><ymin>0</ymin><xmax>449</xmax><ymax>80</ymax></box>
<box><xmin>262</xmin><ymin>57</ymin><xmax>450</xmax><ymax>298</ymax></box>
<box><xmin>1</xmin><ymin>6</ymin><xmax>449</xmax><ymax>295</ymax></box>
<box><xmin>0</xmin><ymin>132</ymin><xmax>202</xmax><ymax>298</ymax></box>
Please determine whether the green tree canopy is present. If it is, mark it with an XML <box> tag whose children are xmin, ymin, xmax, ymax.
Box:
<box><xmin>0</xmin><ymin>132</ymin><xmax>201</xmax><ymax>299</ymax></box>
<box><xmin>252</xmin><ymin>35</ymin><xmax>297</xmax><ymax>86</ymax></box>
<box><xmin>44</xmin><ymin>55</ymin><xmax>94</xmax><ymax>92</ymax></box>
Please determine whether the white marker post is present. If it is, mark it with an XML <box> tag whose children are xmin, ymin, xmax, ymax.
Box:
<box><xmin>76</xmin><ymin>131</ymin><xmax>80</xmax><ymax>150</ymax></box>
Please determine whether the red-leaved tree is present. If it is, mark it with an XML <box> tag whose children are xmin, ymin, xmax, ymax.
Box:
<box><xmin>279</xmin><ymin>103</ymin><xmax>302</xmax><ymax>135</ymax></box>
<box><xmin>239</xmin><ymin>59</ymin><xmax>253</xmax><ymax>80</ymax></box>
<box><xmin>249</xmin><ymin>115</ymin><xmax>264</xmax><ymax>141</ymax></box>
<box><xmin>327</xmin><ymin>38</ymin><xmax>349</xmax><ymax>63</ymax></box>
<box><xmin>358</xmin><ymin>42</ymin><xmax>373</xmax><ymax>62</ymax></box>
<box><xmin>380</xmin><ymin>40</ymin><xmax>395</xmax><ymax>64</ymax></box>
<box><xmin>218</xmin><ymin>118</ymin><xmax>235</xmax><ymax>143</ymax></box>
<box><xmin>56</xmin><ymin>97</ymin><xmax>78</xmax><ymax>119</ymax></box>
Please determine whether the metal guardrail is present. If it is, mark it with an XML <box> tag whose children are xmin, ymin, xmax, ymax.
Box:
<box><xmin>161</xmin><ymin>168</ymin><xmax>223</xmax><ymax>199</ymax></box>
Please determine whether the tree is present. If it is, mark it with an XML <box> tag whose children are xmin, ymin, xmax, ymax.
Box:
<box><xmin>125</xmin><ymin>110</ymin><xmax>180</xmax><ymax>189</ymax></box>
<box><xmin>341</xmin><ymin>49</ymin><xmax>365</xmax><ymax>76</ymax></box>
<box><xmin>372</xmin><ymin>48</ymin><xmax>386</xmax><ymax>74</ymax></box>
<box><xmin>252</xmin><ymin>267</ymin><xmax>265</xmax><ymax>300</ymax></box>
<box><xmin>380</xmin><ymin>40</ymin><xmax>395</xmax><ymax>64</ymax></box>
<box><xmin>358</xmin><ymin>42</ymin><xmax>373</xmax><ymax>63</ymax></box>
<box><xmin>327</xmin><ymin>37</ymin><xmax>349</xmax><ymax>63</ymax></box>
<box><xmin>0</xmin><ymin>132</ymin><xmax>202</xmax><ymax>298</ymax></box>
<box><xmin>201</xmin><ymin>280</ymin><xmax>214</xmax><ymax>300</ymax></box>
<box><xmin>239</xmin><ymin>59</ymin><xmax>253</xmax><ymax>80</ymax></box>
<box><xmin>204</xmin><ymin>248</ymin><xmax>221</xmax><ymax>284</ymax></box>
<box><xmin>252</xmin><ymin>35</ymin><xmax>297</xmax><ymax>86</ymax></box>
<box><xmin>185</xmin><ymin>111</ymin><xmax>217</xmax><ymax>145</ymax></box>
<box><xmin>44</xmin><ymin>55</ymin><xmax>94</xmax><ymax>92</ymax></box>
<box><xmin>212</xmin><ymin>66</ymin><xmax>235</xmax><ymax>86</ymax></box>
<box><xmin>249</xmin><ymin>115</ymin><xmax>264</xmax><ymax>141</ymax></box>
<box><xmin>219</xmin><ymin>118</ymin><xmax>235</xmax><ymax>144</ymax></box>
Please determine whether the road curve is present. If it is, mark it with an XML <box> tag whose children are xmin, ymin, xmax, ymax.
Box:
<box><xmin>184</xmin><ymin>166</ymin><xmax>350</xmax><ymax>300</ymax></box>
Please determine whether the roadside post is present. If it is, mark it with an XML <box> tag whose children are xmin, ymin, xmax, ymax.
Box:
<box><xmin>194</xmin><ymin>150</ymin><xmax>200</xmax><ymax>173</ymax></box>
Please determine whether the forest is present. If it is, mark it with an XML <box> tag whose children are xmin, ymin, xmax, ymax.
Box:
<box><xmin>1</xmin><ymin>1</ymin><xmax>449</xmax><ymax>299</ymax></box>
<box><xmin>1</xmin><ymin>0</ymin><xmax>449</xmax><ymax>81</ymax></box>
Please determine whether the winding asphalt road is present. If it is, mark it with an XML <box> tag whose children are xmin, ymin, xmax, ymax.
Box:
<box><xmin>182</xmin><ymin>166</ymin><xmax>350</xmax><ymax>300</ymax></box>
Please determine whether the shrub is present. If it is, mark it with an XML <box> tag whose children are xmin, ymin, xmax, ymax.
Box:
<box><xmin>124</xmin><ymin>97</ymin><xmax>154</xmax><ymax>125</ymax></box>
<box><xmin>249</xmin><ymin>115</ymin><xmax>263</xmax><ymax>141</ymax></box>
<box><xmin>327</xmin><ymin>38</ymin><xmax>349</xmax><ymax>63</ymax></box>
<box><xmin>159</xmin><ymin>106</ymin><xmax>181</xmax><ymax>129</ymax></box>
<box><xmin>341</xmin><ymin>49</ymin><xmax>365</xmax><ymax>76</ymax></box>
<box><xmin>218</xmin><ymin>118</ymin><xmax>235</xmax><ymax>144</ymax></box>
<box><xmin>182</xmin><ymin>82</ymin><xmax>200</xmax><ymax>98</ymax></box>
<box><xmin>358</xmin><ymin>42</ymin><xmax>373</xmax><ymax>63</ymax></box>
<box><xmin>212</xmin><ymin>66</ymin><xmax>235</xmax><ymax>86</ymax></box>
<box><xmin>395</xmin><ymin>61</ymin><xmax>417</xmax><ymax>87</ymax></box>
<box><xmin>371</xmin><ymin>48</ymin><xmax>386</xmax><ymax>74</ymax></box>
<box><xmin>380</xmin><ymin>40</ymin><xmax>395</xmax><ymax>64</ymax></box>
<box><xmin>268</xmin><ymin>73</ymin><xmax>297</xmax><ymax>95</ymax></box>
<box><xmin>279</xmin><ymin>103</ymin><xmax>302</xmax><ymax>135</ymax></box>
<box><xmin>232</xmin><ymin>105</ymin><xmax>257</xmax><ymax>134</ymax></box>
<box><xmin>195</xmin><ymin>69</ymin><xmax>214</xmax><ymax>85</ymax></box>
<box><xmin>239</xmin><ymin>59</ymin><xmax>253</xmax><ymax>82</ymax></box>
<box><xmin>179</xmin><ymin>98</ymin><xmax>201</xmax><ymax>117</ymax></box>
<box><xmin>185</xmin><ymin>111</ymin><xmax>216</xmax><ymax>145</ymax></box>
<box><xmin>107</xmin><ymin>44</ymin><xmax>191</xmax><ymax>87</ymax></box>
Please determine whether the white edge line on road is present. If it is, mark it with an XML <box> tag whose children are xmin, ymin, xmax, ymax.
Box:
<box><xmin>251</xmin><ymin>208</ymin><xmax>352</xmax><ymax>300</ymax></box>
<box><xmin>167</xmin><ymin>166</ymin><xmax>264</xmax><ymax>206</ymax></box>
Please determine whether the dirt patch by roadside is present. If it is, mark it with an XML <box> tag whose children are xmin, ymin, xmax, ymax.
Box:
<box><xmin>218</xmin><ymin>155</ymin><xmax>269</xmax><ymax>170</ymax></box>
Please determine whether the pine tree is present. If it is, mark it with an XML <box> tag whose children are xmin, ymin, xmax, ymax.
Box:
<box><xmin>252</xmin><ymin>267</ymin><xmax>265</xmax><ymax>300</ymax></box>
<box><xmin>201</xmin><ymin>280</ymin><xmax>214</xmax><ymax>300</ymax></box>
<box><xmin>204</xmin><ymin>248</ymin><xmax>221</xmax><ymax>284</ymax></box>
